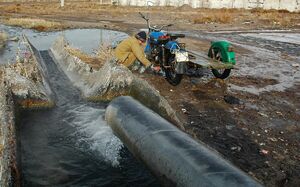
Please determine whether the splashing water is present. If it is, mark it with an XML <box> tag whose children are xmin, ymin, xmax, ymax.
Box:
<box><xmin>65</xmin><ymin>105</ymin><xmax>123</xmax><ymax>167</ymax></box>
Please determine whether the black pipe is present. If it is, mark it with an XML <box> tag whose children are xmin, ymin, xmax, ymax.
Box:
<box><xmin>105</xmin><ymin>96</ymin><xmax>263</xmax><ymax>187</ymax></box>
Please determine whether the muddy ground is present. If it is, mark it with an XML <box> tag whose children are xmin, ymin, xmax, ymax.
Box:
<box><xmin>0</xmin><ymin>2</ymin><xmax>299</xmax><ymax>187</ymax></box>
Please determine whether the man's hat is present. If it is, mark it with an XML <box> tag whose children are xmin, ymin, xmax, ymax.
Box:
<box><xmin>135</xmin><ymin>31</ymin><xmax>147</xmax><ymax>42</ymax></box>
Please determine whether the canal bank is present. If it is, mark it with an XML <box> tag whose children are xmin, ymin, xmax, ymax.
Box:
<box><xmin>0</xmin><ymin>77</ymin><xmax>17</xmax><ymax>186</ymax></box>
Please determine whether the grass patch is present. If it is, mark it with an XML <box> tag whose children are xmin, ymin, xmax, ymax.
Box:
<box><xmin>255</xmin><ymin>11</ymin><xmax>299</xmax><ymax>27</ymax></box>
<box><xmin>0</xmin><ymin>32</ymin><xmax>8</xmax><ymax>41</ymax></box>
<box><xmin>65</xmin><ymin>42</ymin><xmax>114</xmax><ymax>70</ymax></box>
<box><xmin>96</xmin><ymin>44</ymin><xmax>114</xmax><ymax>64</ymax></box>
<box><xmin>2</xmin><ymin>18</ymin><xmax>63</xmax><ymax>31</ymax></box>
<box><xmin>0</xmin><ymin>32</ymin><xmax>8</xmax><ymax>48</ymax></box>
<box><xmin>192</xmin><ymin>8</ymin><xmax>299</xmax><ymax>27</ymax></box>
<box><xmin>65</xmin><ymin>46</ymin><xmax>109</xmax><ymax>70</ymax></box>
<box><xmin>193</xmin><ymin>9</ymin><xmax>234</xmax><ymax>24</ymax></box>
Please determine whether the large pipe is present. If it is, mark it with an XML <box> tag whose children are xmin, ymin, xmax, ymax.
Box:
<box><xmin>105</xmin><ymin>96</ymin><xmax>262</xmax><ymax>187</ymax></box>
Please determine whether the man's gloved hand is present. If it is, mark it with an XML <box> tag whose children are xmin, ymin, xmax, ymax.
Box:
<box><xmin>150</xmin><ymin>65</ymin><xmax>165</xmax><ymax>76</ymax></box>
<box><xmin>152</xmin><ymin>66</ymin><xmax>161</xmax><ymax>72</ymax></box>
<box><xmin>140</xmin><ymin>64</ymin><xmax>161</xmax><ymax>74</ymax></box>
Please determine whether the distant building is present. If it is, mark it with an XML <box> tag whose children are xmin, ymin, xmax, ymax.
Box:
<box><xmin>111</xmin><ymin>0</ymin><xmax>300</xmax><ymax>12</ymax></box>
<box><xmin>0</xmin><ymin>0</ymin><xmax>298</xmax><ymax>12</ymax></box>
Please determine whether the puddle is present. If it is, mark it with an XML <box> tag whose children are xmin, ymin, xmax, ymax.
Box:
<box><xmin>0</xmin><ymin>24</ymin><xmax>128</xmax><ymax>64</ymax></box>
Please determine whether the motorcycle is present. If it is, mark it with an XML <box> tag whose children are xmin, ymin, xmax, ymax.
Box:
<box><xmin>139</xmin><ymin>12</ymin><xmax>236</xmax><ymax>86</ymax></box>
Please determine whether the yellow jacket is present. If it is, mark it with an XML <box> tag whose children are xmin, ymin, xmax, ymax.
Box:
<box><xmin>115</xmin><ymin>36</ymin><xmax>151</xmax><ymax>68</ymax></box>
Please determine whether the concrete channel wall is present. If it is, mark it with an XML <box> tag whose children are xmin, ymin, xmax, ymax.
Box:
<box><xmin>0</xmin><ymin>81</ymin><xmax>17</xmax><ymax>187</ymax></box>
<box><xmin>0</xmin><ymin>35</ymin><xmax>55</xmax><ymax>186</ymax></box>
<box><xmin>2</xmin><ymin>35</ymin><xmax>54</xmax><ymax>109</ymax></box>
<box><xmin>0</xmin><ymin>0</ymin><xmax>299</xmax><ymax>12</ymax></box>
<box><xmin>50</xmin><ymin>35</ymin><xmax>182</xmax><ymax>126</ymax></box>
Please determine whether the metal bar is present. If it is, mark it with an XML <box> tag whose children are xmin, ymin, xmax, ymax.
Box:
<box><xmin>188</xmin><ymin>50</ymin><xmax>234</xmax><ymax>69</ymax></box>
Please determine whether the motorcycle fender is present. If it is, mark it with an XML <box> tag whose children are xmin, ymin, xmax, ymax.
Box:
<box><xmin>175</xmin><ymin>62</ymin><xmax>187</xmax><ymax>74</ymax></box>
<box><xmin>208</xmin><ymin>41</ymin><xmax>236</xmax><ymax>65</ymax></box>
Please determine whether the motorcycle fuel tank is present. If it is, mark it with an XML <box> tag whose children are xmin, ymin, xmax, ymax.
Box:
<box><xmin>149</xmin><ymin>32</ymin><xmax>165</xmax><ymax>44</ymax></box>
<box><xmin>145</xmin><ymin>32</ymin><xmax>165</xmax><ymax>54</ymax></box>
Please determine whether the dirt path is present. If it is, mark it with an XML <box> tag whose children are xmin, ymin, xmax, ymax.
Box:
<box><xmin>0</xmin><ymin>2</ymin><xmax>299</xmax><ymax>187</ymax></box>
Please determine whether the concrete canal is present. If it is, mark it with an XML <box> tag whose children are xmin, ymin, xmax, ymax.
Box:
<box><xmin>0</xmin><ymin>25</ymin><xmax>157</xmax><ymax>186</ymax></box>
<box><xmin>18</xmin><ymin>50</ymin><xmax>159</xmax><ymax>186</ymax></box>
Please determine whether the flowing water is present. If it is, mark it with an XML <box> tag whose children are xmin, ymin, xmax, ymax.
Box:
<box><xmin>18</xmin><ymin>51</ymin><xmax>159</xmax><ymax>186</ymax></box>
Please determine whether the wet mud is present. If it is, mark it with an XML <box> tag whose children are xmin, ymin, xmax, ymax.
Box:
<box><xmin>140</xmin><ymin>31</ymin><xmax>299</xmax><ymax>187</ymax></box>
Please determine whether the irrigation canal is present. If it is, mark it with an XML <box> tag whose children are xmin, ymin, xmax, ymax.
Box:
<box><xmin>18</xmin><ymin>50</ymin><xmax>159</xmax><ymax>186</ymax></box>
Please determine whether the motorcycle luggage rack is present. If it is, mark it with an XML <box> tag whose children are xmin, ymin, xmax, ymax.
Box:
<box><xmin>188</xmin><ymin>54</ymin><xmax>196</xmax><ymax>60</ymax></box>
<box><xmin>167</xmin><ymin>33</ymin><xmax>185</xmax><ymax>38</ymax></box>
<box><xmin>188</xmin><ymin>50</ymin><xmax>234</xmax><ymax>69</ymax></box>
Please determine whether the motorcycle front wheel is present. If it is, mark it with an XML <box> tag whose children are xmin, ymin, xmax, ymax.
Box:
<box><xmin>165</xmin><ymin>58</ymin><xmax>183</xmax><ymax>86</ymax></box>
<box><xmin>212</xmin><ymin>68</ymin><xmax>231</xmax><ymax>79</ymax></box>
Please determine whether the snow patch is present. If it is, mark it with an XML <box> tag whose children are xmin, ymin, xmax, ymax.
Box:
<box><xmin>240</xmin><ymin>33</ymin><xmax>300</xmax><ymax>45</ymax></box>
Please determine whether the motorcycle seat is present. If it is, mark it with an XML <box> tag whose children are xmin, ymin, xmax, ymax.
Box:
<box><xmin>167</xmin><ymin>33</ymin><xmax>185</xmax><ymax>38</ymax></box>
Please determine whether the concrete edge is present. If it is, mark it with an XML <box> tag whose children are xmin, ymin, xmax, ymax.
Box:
<box><xmin>2</xmin><ymin>35</ymin><xmax>54</xmax><ymax>109</ymax></box>
<box><xmin>50</xmin><ymin>35</ymin><xmax>182</xmax><ymax>125</ymax></box>
<box><xmin>21</xmin><ymin>35</ymin><xmax>55</xmax><ymax>109</ymax></box>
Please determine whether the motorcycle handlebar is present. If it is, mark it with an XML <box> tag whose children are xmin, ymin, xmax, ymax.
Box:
<box><xmin>139</xmin><ymin>12</ymin><xmax>173</xmax><ymax>31</ymax></box>
<box><xmin>157</xmin><ymin>24</ymin><xmax>173</xmax><ymax>31</ymax></box>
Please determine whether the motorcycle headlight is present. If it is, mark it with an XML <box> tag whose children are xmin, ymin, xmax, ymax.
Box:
<box><xmin>175</xmin><ymin>51</ymin><xmax>189</xmax><ymax>62</ymax></box>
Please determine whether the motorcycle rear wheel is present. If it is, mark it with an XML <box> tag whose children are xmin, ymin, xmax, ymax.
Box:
<box><xmin>165</xmin><ymin>69</ymin><xmax>183</xmax><ymax>86</ymax></box>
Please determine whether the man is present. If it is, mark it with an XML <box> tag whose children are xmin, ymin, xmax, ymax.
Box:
<box><xmin>115</xmin><ymin>31</ymin><xmax>152</xmax><ymax>72</ymax></box>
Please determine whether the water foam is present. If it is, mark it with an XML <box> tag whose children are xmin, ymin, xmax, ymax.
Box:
<box><xmin>64</xmin><ymin>104</ymin><xmax>123</xmax><ymax>167</ymax></box>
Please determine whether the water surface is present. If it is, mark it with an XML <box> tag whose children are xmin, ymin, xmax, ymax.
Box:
<box><xmin>0</xmin><ymin>24</ymin><xmax>128</xmax><ymax>64</ymax></box>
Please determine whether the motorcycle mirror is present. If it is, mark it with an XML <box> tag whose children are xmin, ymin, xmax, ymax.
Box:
<box><xmin>147</xmin><ymin>1</ymin><xmax>154</xmax><ymax>7</ymax></box>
